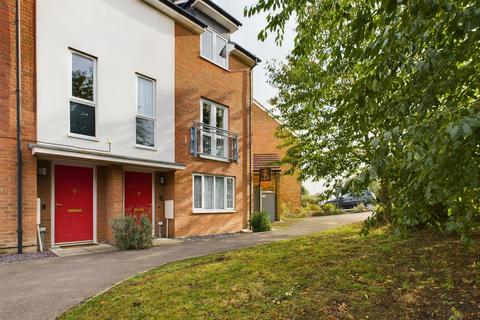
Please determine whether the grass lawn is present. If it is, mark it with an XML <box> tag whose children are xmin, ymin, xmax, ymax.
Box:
<box><xmin>60</xmin><ymin>224</ymin><xmax>480</xmax><ymax>320</ymax></box>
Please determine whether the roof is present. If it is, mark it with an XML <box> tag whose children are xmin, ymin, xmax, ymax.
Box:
<box><xmin>232</xmin><ymin>42</ymin><xmax>262</xmax><ymax>64</ymax></box>
<box><xmin>182</xmin><ymin>0</ymin><xmax>242</xmax><ymax>27</ymax></box>
<box><xmin>253</xmin><ymin>99</ymin><xmax>283</xmax><ymax>126</ymax></box>
<box><xmin>253</xmin><ymin>154</ymin><xmax>282</xmax><ymax>172</ymax></box>
<box><xmin>253</xmin><ymin>99</ymin><xmax>299</xmax><ymax>138</ymax></box>
<box><xmin>144</xmin><ymin>0</ymin><xmax>207</xmax><ymax>32</ymax></box>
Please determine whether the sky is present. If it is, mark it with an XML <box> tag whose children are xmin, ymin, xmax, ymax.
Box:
<box><xmin>214</xmin><ymin>1</ymin><xmax>325</xmax><ymax>195</ymax></box>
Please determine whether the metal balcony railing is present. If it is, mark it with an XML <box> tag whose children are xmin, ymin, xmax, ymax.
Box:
<box><xmin>190</xmin><ymin>122</ymin><xmax>238</xmax><ymax>162</ymax></box>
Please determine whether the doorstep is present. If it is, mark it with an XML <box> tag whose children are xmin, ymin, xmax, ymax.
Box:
<box><xmin>50</xmin><ymin>244</ymin><xmax>117</xmax><ymax>257</ymax></box>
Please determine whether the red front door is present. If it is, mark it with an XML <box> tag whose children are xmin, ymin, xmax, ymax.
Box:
<box><xmin>124</xmin><ymin>171</ymin><xmax>153</xmax><ymax>222</ymax></box>
<box><xmin>55</xmin><ymin>165</ymin><xmax>94</xmax><ymax>243</ymax></box>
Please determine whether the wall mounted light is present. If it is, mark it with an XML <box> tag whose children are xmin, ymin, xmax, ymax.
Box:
<box><xmin>159</xmin><ymin>176</ymin><xmax>166</xmax><ymax>185</ymax></box>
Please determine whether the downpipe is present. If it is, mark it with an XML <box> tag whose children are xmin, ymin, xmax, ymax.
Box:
<box><xmin>16</xmin><ymin>0</ymin><xmax>23</xmax><ymax>254</ymax></box>
<box><xmin>248</xmin><ymin>64</ymin><xmax>254</xmax><ymax>229</ymax></box>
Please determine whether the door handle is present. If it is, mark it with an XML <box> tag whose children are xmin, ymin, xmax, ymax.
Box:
<box><xmin>56</xmin><ymin>203</ymin><xmax>63</xmax><ymax>207</ymax></box>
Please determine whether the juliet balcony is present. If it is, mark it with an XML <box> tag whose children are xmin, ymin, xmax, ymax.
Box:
<box><xmin>190</xmin><ymin>122</ymin><xmax>238</xmax><ymax>162</ymax></box>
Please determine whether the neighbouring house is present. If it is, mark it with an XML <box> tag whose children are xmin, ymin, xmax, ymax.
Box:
<box><xmin>0</xmin><ymin>0</ymin><xmax>259</xmax><ymax>253</ymax></box>
<box><xmin>252</xmin><ymin>100</ymin><xmax>301</xmax><ymax>221</ymax></box>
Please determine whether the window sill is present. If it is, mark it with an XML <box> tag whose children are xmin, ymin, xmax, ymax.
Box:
<box><xmin>193</xmin><ymin>210</ymin><xmax>237</xmax><ymax>214</ymax></box>
<box><xmin>68</xmin><ymin>133</ymin><xmax>99</xmax><ymax>142</ymax></box>
<box><xmin>199</xmin><ymin>154</ymin><xmax>232</xmax><ymax>163</ymax></box>
<box><xmin>135</xmin><ymin>144</ymin><xmax>157</xmax><ymax>151</ymax></box>
<box><xmin>200</xmin><ymin>56</ymin><xmax>229</xmax><ymax>72</ymax></box>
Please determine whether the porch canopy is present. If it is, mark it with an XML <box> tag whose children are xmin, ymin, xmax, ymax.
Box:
<box><xmin>253</xmin><ymin>154</ymin><xmax>281</xmax><ymax>172</ymax></box>
<box><xmin>29</xmin><ymin>143</ymin><xmax>186</xmax><ymax>171</ymax></box>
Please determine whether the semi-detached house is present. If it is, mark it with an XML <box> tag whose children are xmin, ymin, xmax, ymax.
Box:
<box><xmin>0</xmin><ymin>0</ymin><xmax>259</xmax><ymax>253</ymax></box>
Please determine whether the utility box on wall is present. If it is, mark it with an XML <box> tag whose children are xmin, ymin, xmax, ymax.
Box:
<box><xmin>165</xmin><ymin>200</ymin><xmax>174</xmax><ymax>220</ymax></box>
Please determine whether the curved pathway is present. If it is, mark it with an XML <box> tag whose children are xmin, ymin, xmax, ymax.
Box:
<box><xmin>0</xmin><ymin>212</ymin><xmax>370</xmax><ymax>320</ymax></box>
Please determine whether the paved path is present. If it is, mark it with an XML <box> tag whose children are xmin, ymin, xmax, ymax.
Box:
<box><xmin>0</xmin><ymin>212</ymin><xmax>370</xmax><ymax>320</ymax></box>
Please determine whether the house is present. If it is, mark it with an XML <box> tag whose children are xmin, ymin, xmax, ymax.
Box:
<box><xmin>0</xmin><ymin>0</ymin><xmax>259</xmax><ymax>253</ymax></box>
<box><xmin>252</xmin><ymin>100</ymin><xmax>301</xmax><ymax>221</ymax></box>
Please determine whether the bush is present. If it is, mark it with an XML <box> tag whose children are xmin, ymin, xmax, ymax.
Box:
<box><xmin>250</xmin><ymin>211</ymin><xmax>271</xmax><ymax>232</ymax></box>
<box><xmin>111</xmin><ymin>215</ymin><xmax>153</xmax><ymax>250</ymax></box>
<box><xmin>350</xmin><ymin>203</ymin><xmax>368</xmax><ymax>213</ymax></box>
<box><xmin>311</xmin><ymin>203</ymin><xmax>343</xmax><ymax>216</ymax></box>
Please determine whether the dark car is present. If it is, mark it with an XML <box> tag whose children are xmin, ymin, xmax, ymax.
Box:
<box><xmin>325</xmin><ymin>191</ymin><xmax>376</xmax><ymax>209</ymax></box>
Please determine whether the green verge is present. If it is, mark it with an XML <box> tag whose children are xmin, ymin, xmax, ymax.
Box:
<box><xmin>60</xmin><ymin>224</ymin><xmax>480</xmax><ymax>320</ymax></box>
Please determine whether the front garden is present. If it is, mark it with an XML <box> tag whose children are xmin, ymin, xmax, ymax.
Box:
<box><xmin>60</xmin><ymin>223</ymin><xmax>480</xmax><ymax>320</ymax></box>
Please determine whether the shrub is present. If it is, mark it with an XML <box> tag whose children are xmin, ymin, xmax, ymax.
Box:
<box><xmin>350</xmin><ymin>203</ymin><xmax>368</xmax><ymax>213</ymax></box>
<box><xmin>323</xmin><ymin>203</ymin><xmax>341</xmax><ymax>214</ymax></box>
<box><xmin>301</xmin><ymin>194</ymin><xmax>321</xmax><ymax>207</ymax></box>
<box><xmin>311</xmin><ymin>203</ymin><xmax>343</xmax><ymax>216</ymax></box>
<box><xmin>111</xmin><ymin>215</ymin><xmax>153</xmax><ymax>250</ymax></box>
<box><xmin>250</xmin><ymin>210</ymin><xmax>271</xmax><ymax>232</ymax></box>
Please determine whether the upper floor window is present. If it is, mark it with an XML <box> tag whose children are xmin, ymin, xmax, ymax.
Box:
<box><xmin>201</xmin><ymin>28</ymin><xmax>228</xmax><ymax>69</ymax></box>
<box><xmin>70</xmin><ymin>51</ymin><xmax>96</xmax><ymax>137</ymax></box>
<box><xmin>136</xmin><ymin>75</ymin><xmax>156</xmax><ymax>148</ymax></box>
<box><xmin>201</xmin><ymin>100</ymin><xmax>228</xmax><ymax>158</ymax></box>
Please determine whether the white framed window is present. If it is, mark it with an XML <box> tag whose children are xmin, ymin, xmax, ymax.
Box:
<box><xmin>136</xmin><ymin>75</ymin><xmax>156</xmax><ymax>148</ymax></box>
<box><xmin>201</xmin><ymin>28</ymin><xmax>229</xmax><ymax>69</ymax></box>
<box><xmin>193</xmin><ymin>174</ymin><xmax>235</xmax><ymax>212</ymax></box>
<box><xmin>200</xmin><ymin>99</ymin><xmax>228</xmax><ymax>158</ymax></box>
<box><xmin>70</xmin><ymin>50</ymin><xmax>97</xmax><ymax>138</ymax></box>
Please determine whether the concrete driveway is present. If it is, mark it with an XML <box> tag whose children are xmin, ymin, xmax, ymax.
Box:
<box><xmin>0</xmin><ymin>212</ymin><xmax>370</xmax><ymax>320</ymax></box>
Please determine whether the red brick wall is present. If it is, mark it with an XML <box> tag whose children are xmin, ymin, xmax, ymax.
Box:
<box><xmin>174</xmin><ymin>23</ymin><xmax>251</xmax><ymax>237</ymax></box>
<box><xmin>97</xmin><ymin>165</ymin><xmax>123</xmax><ymax>243</ymax></box>
<box><xmin>154</xmin><ymin>172</ymin><xmax>175</xmax><ymax>238</ymax></box>
<box><xmin>252</xmin><ymin>103</ymin><xmax>302</xmax><ymax>215</ymax></box>
<box><xmin>0</xmin><ymin>0</ymin><xmax>37</xmax><ymax>252</ymax></box>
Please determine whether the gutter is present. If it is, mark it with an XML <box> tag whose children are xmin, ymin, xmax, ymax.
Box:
<box><xmin>15</xmin><ymin>0</ymin><xmax>23</xmax><ymax>254</ymax></box>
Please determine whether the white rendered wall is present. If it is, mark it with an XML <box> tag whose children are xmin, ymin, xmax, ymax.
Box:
<box><xmin>37</xmin><ymin>0</ymin><xmax>176</xmax><ymax>163</ymax></box>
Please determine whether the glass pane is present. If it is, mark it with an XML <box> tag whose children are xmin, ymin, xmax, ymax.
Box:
<box><xmin>136</xmin><ymin>117</ymin><xmax>155</xmax><ymax>147</ymax></box>
<box><xmin>215</xmin><ymin>177</ymin><xmax>225</xmax><ymax>210</ymax></box>
<box><xmin>194</xmin><ymin>176</ymin><xmax>202</xmax><ymax>209</ymax></box>
<box><xmin>70</xmin><ymin>102</ymin><xmax>95</xmax><ymax>136</ymax></box>
<box><xmin>72</xmin><ymin>53</ymin><xmax>94</xmax><ymax>101</ymax></box>
<box><xmin>202</xmin><ymin>134</ymin><xmax>212</xmax><ymax>155</ymax></box>
<box><xmin>227</xmin><ymin>179</ymin><xmax>234</xmax><ymax>208</ymax></box>
<box><xmin>201</xmin><ymin>30</ymin><xmax>214</xmax><ymax>60</ymax></box>
<box><xmin>216</xmin><ymin>107</ymin><xmax>225</xmax><ymax>129</ymax></box>
<box><xmin>216</xmin><ymin>137</ymin><xmax>225</xmax><ymax>157</ymax></box>
<box><xmin>215</xmin><ymin>36</ymin><xmax>227</xmax><ymax>67</ymax></box>
<box><xmin>138</xmin><ymin>77</ymin><xmax>154</xmax><ymax>118</ymax></box>
<box><xmin>202</xmin><ymin>103</ymin><xmax>211</xmax><ymax>126</ymax></box>
<box><xmin>204</xmin><ymin>176</ymin><xmax>214</xmax><ymax>210</ymax></box>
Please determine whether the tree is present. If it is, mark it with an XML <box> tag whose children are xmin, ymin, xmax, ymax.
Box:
<box><xmin>246</xmin><ymin>0</ymin><xmax>480</xmax><ymax>239</ymax></box>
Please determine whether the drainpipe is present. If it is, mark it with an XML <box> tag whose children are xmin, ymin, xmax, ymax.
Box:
<box><xmin>15</xmin><ymin>0</ymin><xmax>23</xmax><ymax>254</ymax></box>
<box><xmin>248</xmin><ymin>64</ymin><xmax>254</xmax><ymax>229</ymax></box>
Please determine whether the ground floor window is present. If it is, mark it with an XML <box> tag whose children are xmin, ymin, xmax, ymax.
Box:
<box><xmin>193</xmin><ymin>174</ymin><xmax>235</xmax><ymax>212</ymax></box>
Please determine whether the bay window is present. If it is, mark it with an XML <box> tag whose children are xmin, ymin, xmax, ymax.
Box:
<box><xmin>70</xmin><ymin>51</ymin><xmax>96</xmax><ymax>137</ymax></box>
<box><xmin>136</xmin><ymin>75</ymin><xmax>156</xmax><ymax>147</ymax></box>
<box><xmin>193</xmin><ymin>174</ymin><xmax>235</xmax><ymax>212</ymax></box>
<box><xmin>201</xmin><ymin>28</ymin><xmax>228</xmax><ymax>69</ymax></box>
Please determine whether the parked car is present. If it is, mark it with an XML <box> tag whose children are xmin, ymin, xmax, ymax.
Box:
<box><xmin>324</xmin><ymin>191</ymin><xmax>376</xmax><ymax>209</ymax></box>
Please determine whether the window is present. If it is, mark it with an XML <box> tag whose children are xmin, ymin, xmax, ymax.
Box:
<box><xmin>136</xmin><ymin>75</ymin><xmax>156</xmax><ymax>147</ymax></box>
<box><xmin>201</xmin><ymin>100</ymin><xmax>228</xmax><ymax>158</ymax></box>
<box><xmin>70</xmin><ymin>51</ymin><xmax>96</xmax><ymax>137</ymax></box>
<box><xmin>201</xmin><ymin>28</ymin><xmax>228</xmax><ymax>69</ymax></box>
<box><xmin>193</xmin><ymin>174</ymin><xmax>235</xmax><ymax>212</ymax></box>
